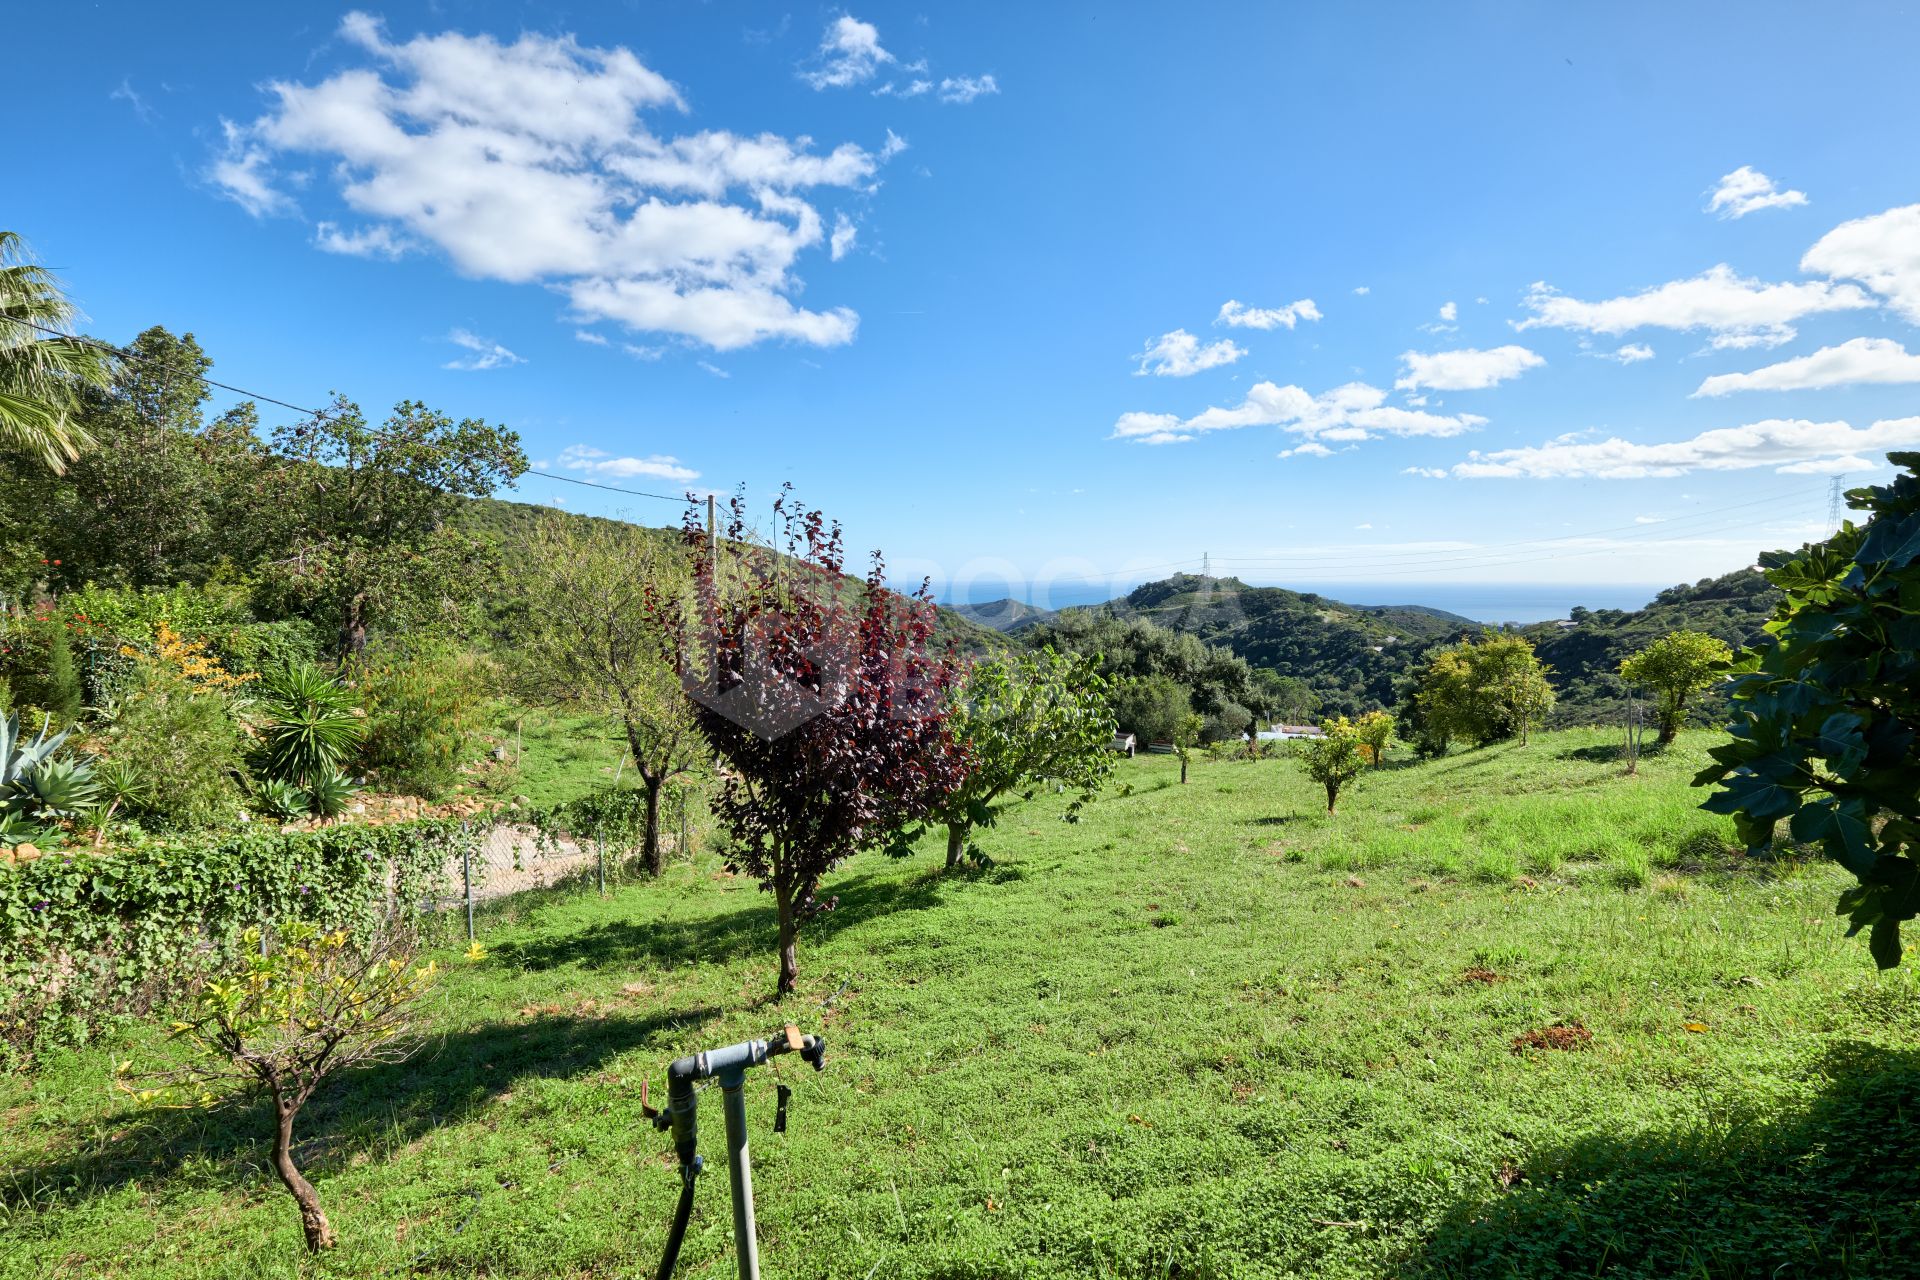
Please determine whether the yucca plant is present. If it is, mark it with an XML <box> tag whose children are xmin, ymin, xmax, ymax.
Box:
<box><xmin>304</xmin><ymin>769</ymin><xmax>359</xmax><ymax>820</ymax></box>
<box><xmin>256</xmin><ymin>662</ymin><xmax>366</xmax><ymax>788</ymax></box>
<box><xmin>89</xmin><ymin>757</ymin><xmax>148</xmax><ymax>849</ymax></box>
<box><xmin>256</xmin><ymin>778</ymin><xmax>311</xmax><ymax>821</ymax></box>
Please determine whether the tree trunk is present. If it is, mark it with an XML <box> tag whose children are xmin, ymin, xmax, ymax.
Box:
<box><xmin>271</xmin><ymin>1100</ymin><xmax>335</xmax><ymax>1252</ymax></box>
<box><xmin>641</xmin><ymin>773</ymin><xmax>665</xmax><ymax>877</ymax></box>
<box><xmin>1325</xmin><ymin>782</ymin><xmax>1339</xmax><ymax>814</ymax></box>
<box><xmin>774</xmin><ymin>879</ymin><xmax>798</xmax><ymax>998</ymax></box>
<box><xmin>945</xmin><ymin>823</ymin><xmax>968</xmax><ymax>870</ymax></box>
<box><xmin>339</xmin><ymin>594</ymin><xmax>368</xmax><ymax>658</ymax></box>
<box><xmin>1657</xmin><ymin>702</ymin><xmax>1681</xmax><ymax>746</ymax></box>
<box><xmin>1179</xmin><ymin>755</ymin><xmax>1189</xmax><ymax>784</ymax></box>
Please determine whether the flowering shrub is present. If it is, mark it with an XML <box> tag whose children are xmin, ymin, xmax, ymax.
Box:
<box><xmin>0</xmin><ymin>819</ymin><xmax>465</xmax><ymax>1064</ymax></box>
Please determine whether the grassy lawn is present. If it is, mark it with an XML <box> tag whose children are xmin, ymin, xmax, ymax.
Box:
<box><xmin>4</xmin><ymin>728</ymin><xmax>1917</xmax><ymax>1278</ymax></box>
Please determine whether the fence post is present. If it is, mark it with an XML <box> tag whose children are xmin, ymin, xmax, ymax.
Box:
<box><xmin>596</xmin><ymin>820</ymin><xmax>607</xmax><ymax>897</ymax></box>
<box><xmin>462</xmin><ymin>827</ymin><xmax>476</xmax><ymax>944</ymax></box>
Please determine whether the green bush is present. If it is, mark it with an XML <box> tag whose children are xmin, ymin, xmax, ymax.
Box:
<box><xmin>256</xmin><ymin>661</ymin><xmax>365</xmax><ymax>789</ymax></box>
<box><xmin>95</xmin><ymin>661</ymin><xmax>248</xmax><ymax>830</ymax></box>
<box><xmin>348</xmin><ymin>641</ymin><xmax>491</xmax><ymax>798</ymax></box>
<box><xmin>0</xmin><ymin>819</ymin><xmax>464</xmax><ymax>1062</ymax></box>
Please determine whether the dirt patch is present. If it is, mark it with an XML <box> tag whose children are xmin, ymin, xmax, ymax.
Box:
<box><xmin>1511</xmin><ymin>1020</ymin><xmax>1592</xmax><ymax>1053</ymax></box>
<box><xmin>1460</xmin><ymin>966</ymin><xmax>1508</xmax><ymax>985</ymax></box>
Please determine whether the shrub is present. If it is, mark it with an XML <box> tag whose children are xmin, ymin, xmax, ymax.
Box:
<box><xmin>1297</xmin><ymin>717</ymin><xmax>1369</xmax><ymax>814</ymax></box>
<box><xmin>95</xmin><ymin>661</ymin><xmax>248</xmax><ymax>830</ymax></box>
<box><xmin>347</xmin><ymin>640</ymin><xmax>490</xmax><ymax>798</ymax></box>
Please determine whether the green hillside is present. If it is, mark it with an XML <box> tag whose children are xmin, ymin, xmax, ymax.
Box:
<box><xmin>7</xmin><ymin>730</ymin><xmax>1909</xmax><ymax>1279</ymax></box>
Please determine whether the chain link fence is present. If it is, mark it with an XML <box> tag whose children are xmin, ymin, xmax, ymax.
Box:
<box><xmin>435</xmin><ymin>783</ymin><xmax>713</xmax><ymax>942</ymax></box>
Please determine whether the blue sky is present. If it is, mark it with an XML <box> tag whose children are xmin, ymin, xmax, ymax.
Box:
<box><xmin>14</xmin><ymin>2</ymin><xmax>1920</xmax><ymax>614</ymax></box>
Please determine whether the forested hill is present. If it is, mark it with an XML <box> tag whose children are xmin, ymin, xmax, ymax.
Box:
<box><xmin>1034</xmin><ymin>574</ymin><xmax>1479</xmax><ymax>715</ymax></box>
<box><xmin>456</xmin><ymin>497</ymin><xmax>1005</xmax><ymax>654</ymax></box>
<box><xmin>1519</xmin><ymin>566</ymin><xmax>1781</xmax><ymax>722</ymax></box>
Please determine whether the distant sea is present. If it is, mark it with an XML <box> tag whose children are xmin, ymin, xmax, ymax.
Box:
<box><xmin>938</xmin><ymin>581</ymin><xmax>1671</xmax><ymax>626</ymax></box>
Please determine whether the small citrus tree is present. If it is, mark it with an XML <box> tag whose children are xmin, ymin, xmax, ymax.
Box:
<box><xmin>931</xmin><ymin>648</ymin><xmax>1117</xmax><ymax>869</ymax></box>
<box><xmin>1620</xmin><ymin>629</ymin><xmax>1732</xmax><ymax>744</ymax></box>
<box><xmin>1173</xmin><ymin>711</ymin><xmax>1204</xmax><ymax>784</ymax></box>
<box><xmin>1698</xmin><ymin>456</ymin><xmax>1920</xmax><ymax>968</ymax></box>
<box><xmin>124</xmin><ymin>923</ymin><xmax>437</xmax><ymax>1252</ymax></box>
<box><xmin>1354</xmin><ymin>709</ymin><xmax>1395</xmax><ymax>768</ymax></box>
<box><xmin>1299</xmin><ymin>717</ymin><xmax>1368</xmax><ymax>814</ymax></box>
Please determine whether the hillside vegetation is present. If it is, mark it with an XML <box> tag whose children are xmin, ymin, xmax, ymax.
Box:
<box><xmin>5</xmin><ymin>730</ymin><xmax>1913</xmax><ymax>1279</ymax></box>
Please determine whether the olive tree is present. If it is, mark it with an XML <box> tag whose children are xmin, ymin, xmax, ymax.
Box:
<box><xmin>1620</xmin><ymin>629</ymin><xmax>1732</xmax><ymax>744</ymax></box>
<box><xmin>515</xmin><ymin>515</ymin><xmax>703</xmax><ymax>875</ymax></box>
<box><xmin>930</xmin><ymin>648</ymin><xmax>1117</xmax><ymax>868</ymax></box>
<box><xmin>1698</xmin><ymin>456</ymin><xmax>1920</xmax><ymax>968</ymax></box>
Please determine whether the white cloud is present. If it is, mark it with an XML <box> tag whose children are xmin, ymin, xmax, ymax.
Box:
<box><xmin>1707</xmin><ymin>166</ymin><xmax>1808</xmax><ymax>219</ymax></box>
<box><xmin>1280</xmin><ymin>441</ymin><xmax>1333</xmax><ymax>458</ymax></box>
<box><xmin>574</xmin><ymin>330</ymin><xmax>609</xmax><ymax>346</ymax></box>
<box><xmin>1694</xmin><ymin>336</ymin><xmax>1920</xmax><ymax>397</ymax></box>
<box><xmin>875</xmin><ymin>78</ymin><xmax>932</xmax><ymax>98</ymax></box>
<box><xmin>209</xmin><ymin>12</ymin><xmax>889</xmax><ymax>350</ymax></box>
<box><xmin>830</xmin><ymin>212</ymin><xmax>858</xmax><ymax>261</ymax></box>
<box><xmin>314</xmin><ymin>221</ymin><xmax>409</xmax><ymax>258</ymax></box>
<box><xmin>1352</xmin><ymin>286</ymin><xmax>1370</xmax><ymax>296</ymax></box>
<box><xmin>1606</xmin><ymin>343</ymin><xmax>1656</xmax><ymax>364</ymax></box>
<box><xmin>558</xmin><ymin>444</ymin><xmax>698</xmax><ymax>482</ymax></box>
<box><xmin>622</xmin><ymin>342</ymin><xmax>665</xmax><ymax>361</ymax></box>
<box><xmin>1216</xmin><ymin>298</ymin><xmax>1321</xmax><ymax>330</ymax></box>
<box><xmin>1441</xmin><ymin>416</ymin><xmax>1920</xmax><ymax>479</ymax></box>
<box><xmin>443</xmin><ymin>328</ymin><xmax>524</xmax><ymax>371</ymax></box>
<box><xmin>1134</xmin><ymin>329</ymin><xmax>1246</xmax><ymax>377</ymax></box>
<box><xmin>1516</xmin><ymin>264</ymin><xmax>1872</xmax><ymax>349</ymax></box>
<box><xmin>1634</xmin><ymin>515</ymin><xmax>1665</xmax><ymax>524</ymax></box>
<box><xmin>110</xmin><ymin>78</ymin><xmax>156</xmax><ymax>123</ymax></box>
<box><xmin>697</xmin><ymin>360</ymin><xmax>730</xmax><ymax>378</ymax></box>
<box><xmin>208</xmin><ymin>118</ymin><xmax>294</xmax><ymax>216</ymax></box>
<box><xmin>800</xmin><ymin>15</ymin><xmax>893</xmax><ymax>89</ymax></box>
<box><xmin>938</xmin><ymin>74</ymin><xmax>999</xmax><ymax>104</ymax></box>
<box><xmin>1354</xmin><ymin>522</ymin><xmax>1373</xmax><ymax>530</ymax></box>
<box><xmin>1395</xmin><ymin>345</ymin><xmax>1544</xmax><ymax>392</ymax></box>
<box><xmin>1438</xmin><ymin>301</ymin><xmax>1458</xmax><ymax>322</ymax></box>
<box><xmin>1802</xmin><ymin>203</ymin><xmax>1920</xmax><ymax>323</ymax></box>
<box><xmin>1112</xmin><ymin>380</ymin><xmax>1484</xmax><ymax>446</ymax></box>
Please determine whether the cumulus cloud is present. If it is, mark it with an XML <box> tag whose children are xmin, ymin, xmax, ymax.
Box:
<box><xmin>1440</xmin><ymin>417</ymin><xmax>1920</xmax><ymax>479</ymax></box>
<box><xmin>1515</xmin><ymin>264</ymin><xmax>1872</xmax><ymax>350</ymax></box>
<box><xmin>1438</xmin><ymin>301</ymin><xmax>1458</xmax><ymax>323</ymax></box>
<box><xmin>1111</xmin><ymin>380</ymin><xmax>1484</xmax><ymax>446</ymax></box>
<box><xmin>1803</xmin><ymin>203</ymin><xmax>1920</xmax><ymax>324</ymax></box>
<box><xmin>1395</xmin><ymin>345</ymin><xmax>1543</xmax><ymax>392</ymax></box>
<box><xmin>1694</xmin><ymin>336</ymin><xmax>1920</xmax><ymax>397</ymax></box>
<box><xmin>208</xmin><ymin>12</ymin><xmax>889</xmax><ymax>350</ymax></box>
<box><xmin>1216</xmin><ymin>298</ymin><xmax>1321</xmax><ymax>330</ymax></box>
<box><xmin>574</xmin><ymin>330</ymin><xmax>610</xmax><ymax>346</ymax></box>
<box><xmin>558</xmin><ymin>443</ymin><xmax>698</xmax><ymax>482</ymax></box>
<box><xmin>443</xmin><ymin>328</ymin><xmax>524</xmax><ymax>371</ymax></box>
<box><xmin>1601</xmin><ymin>343</ymin><xmax>1656</xmax><ymax>364</ymax></box>
<box><xmin>1134</xmin><ymin>329</ymin><xmax>1246</xmax><ymax>377</ymax></box>
<box><xmin>1707</xmin><ymin>166</ymin><xmax>1808</xmax><ymax>219</ymax></box>
<box><xmin>800</xmin><ymin>15</ymin><xmax>893</xmax><ymax>89</ymax></box>
<box><xmin>1280</xmin><ymin>441</ymin><xmax>1333</xmax><ymax>458</ymax></box>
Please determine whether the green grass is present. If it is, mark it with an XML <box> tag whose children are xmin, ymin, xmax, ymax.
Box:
<box><xmin>483</xmin><ymin>707</ymin><xmax>632</xmax><ymax>808</ymax></box>
<box><xmin>5</xmin><ymin>728</ymin><xmax>1918</xmax><ymax>1278</ymax></box>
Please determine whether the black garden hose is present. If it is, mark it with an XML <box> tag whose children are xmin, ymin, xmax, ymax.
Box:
<box><xmin>654</xmin><ymin>1163</ymin><xmax>699</xmax><ymax>1280</ymax></box>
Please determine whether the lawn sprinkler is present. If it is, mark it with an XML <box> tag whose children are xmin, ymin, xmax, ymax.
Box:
<box><xmin>646</xmin><ymin>1025</ymin><xmax>826</xmax><ymax>1280</ymax></box>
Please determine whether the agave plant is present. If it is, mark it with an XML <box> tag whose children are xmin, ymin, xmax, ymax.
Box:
<box><xmin>305</xmin><ymin>769</ymin><xmax>360</xmax><ymax>820</ymax></box>
<box><xmin>257</xmin><ymin>662</ymin><xmax>366</xmax><ymax>788</ymax></box>
<box><xmin>0</xmin><ymin>809</ymin><xmax>44</xmax><ymax>848</ymax></box>
<box><xmin>256</xmin><ymin>778</ymin><xmax>311</xmax><ymax>821</ymax></box>
<box><xmin>24</xmin><ymin>756</ymin><xmax>98</xmax><ymax>821</ymax></box>
<box><xmin>0</xmin><ymin>712</ymin><xmax>72</xmax><ymax>801</ymax></box>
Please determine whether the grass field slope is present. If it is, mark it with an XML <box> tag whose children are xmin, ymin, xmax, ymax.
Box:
<box><xmin>4</xmin><ymin>730</ymin><xmax>1916</xmax><ymax>1279</ymax></box>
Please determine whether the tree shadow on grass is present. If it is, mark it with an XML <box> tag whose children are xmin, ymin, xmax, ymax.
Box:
<box><xmin>0</xmin><ymin>1005</ymin><xmax>717</xmax><ymax>1213</ymax></box>
<box><xmin>1407</xmin><ymin>1041</ymin><xmax>1920</xmax><ymax>1278</ymax></box>
<box><xmin>489</xmin><ymin>868</ymin><xmax>949</xmax><ymax>974</ymax></box>
<box><xmin>1560</xmin><ymin>741</ymin><xmax>1670</xmax><ymax>765</ymax></box>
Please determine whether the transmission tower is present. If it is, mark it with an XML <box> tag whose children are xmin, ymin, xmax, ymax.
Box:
<box><xmin>1202</xmin><ymin>551</ymin><xmax>1211</xmax><ymax>577</ymax></box>
<box><xmin>1829</xmin><ymin>476</ymin><xmax>1845</xmax><ymax>529</ymax></box>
